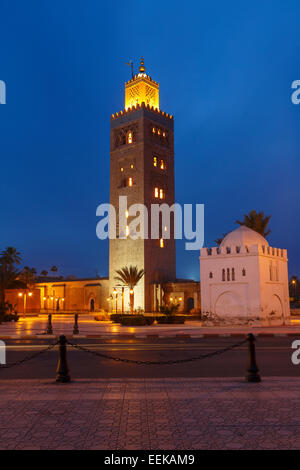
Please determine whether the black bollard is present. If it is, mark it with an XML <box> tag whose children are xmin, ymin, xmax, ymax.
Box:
<box><xmin>73</xmin><ymin>313</ymin><xmax>79</xmax><ymax>335</ymax></box>
<box><xmin>56</xmin><ymin>335</ymin><xmax>71</xmax><ymax>383</ymax></box>
<box><xmin>245</xmin><ymin>333</ymin><xmax>261</xmax><ymax>383</ymax></box>
<box><xmin>46</xmin><ymin>314</ymin><xmax>53</xmax><ymax>335</ymax></box>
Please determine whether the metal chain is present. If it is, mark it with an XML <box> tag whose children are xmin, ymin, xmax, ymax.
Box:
<box><xmin>0</xmin><ymin>341</ymin><xmax>59</xmax><ymax>370</ymax></box>
<box><xmin>66</xmin><ymin>338</ymin><xmax>248</xmax><ymax>365</ymax></box>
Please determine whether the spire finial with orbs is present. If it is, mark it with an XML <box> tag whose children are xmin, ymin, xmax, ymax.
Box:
<box><xmin>139</xmin><ymin>56</ymin><xmax>146</xmax><ymax>73</ymax></box>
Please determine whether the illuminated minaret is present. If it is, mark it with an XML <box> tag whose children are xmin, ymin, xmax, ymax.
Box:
<box><xmin>109</xmin><ymin>58</ymin><xmax>176</xmax><ymax>311</ymax></box>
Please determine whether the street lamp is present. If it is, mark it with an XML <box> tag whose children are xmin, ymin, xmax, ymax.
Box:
<box><xmin>113</xmin><ymin>288</ymin><xmax>118</xmax><ymax>313</ymax></box>
<box><xmin>292</xmin><ymin>279</ymin><xmax>297</xmax><ymax>301</ymax></box>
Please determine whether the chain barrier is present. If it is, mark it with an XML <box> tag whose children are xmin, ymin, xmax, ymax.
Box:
<box><xmin>66</xmin><ymin>338</ymin><xmax>248</xmax><ymax>365</ymax></box>
<box><xmin>0</xmin><ymin>341</ymin><xmax>58</xmax><ymax>369</ymax></box>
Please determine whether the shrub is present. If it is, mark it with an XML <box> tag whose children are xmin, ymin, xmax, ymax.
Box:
<box><xmin>110</xmin><ymin>314</ymin><xmax>124</xmax><ymax>323</ymax></box>
<box><xmin>119</xmin><ymin>315</ymin><xmax>147</xmax><ymax>326</ymax></box>
<box><xmin>0</xmin><ymin>312</ymin><xmax>19</xmax><ymax>323</ymax></box>
<box><xmin>159</xmin><ymin>303</ymin><xmax>179</xmax><ymax>316</ymax></box>
<box><xmin>109</xmin><ymin>314</ymin><xmax>156</xmax><ymax>326</ymax></box>
<box><xmin>156</xmin><ymin>315</ymin><xmax>185</xmax><ymax>324</ymax></box>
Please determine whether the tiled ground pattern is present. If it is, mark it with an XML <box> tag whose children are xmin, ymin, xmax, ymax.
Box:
<box><xmin>0</xmin><ymin>378</ymin><xmax>300</xmax><ymax>450</ymax></box>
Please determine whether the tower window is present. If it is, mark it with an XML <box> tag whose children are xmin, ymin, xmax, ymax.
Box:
<box><xmin>128</xmin><ymin>177</ymin><xmax>133</xmax><ymax>187</ymax></box>
<box><xmin>209</xmin><ymin>272</ymin><xmax>213</xmax><ymax>279</ymax></box>
<box><xmin>160</xmin><ymin>159</ymin><xmax>166</xmax><ymax>170</ymax></box>
<box><xmin>127</xmin><ymin>131</ymin><xmax>133</xmax><ymax>144</ymax></box>
<box><xmin>160</xmin><ymin>238</ymin><xmax>164</xmax><ymax>248</ymax></box>
<box><xmin>222</xmin><ymin>269</ymin><xmax>225</xmax><ymax>281</ymax></box>
<box><xmin>154</xmin><ymin>187</ymin><xmax>165</xmax><ymax>199</ymax></box>
<box><xmin>242</xmin><ymin>268</ymin><xmax>246</xmax><ymax>277</ymax></box>
<box><xmin>232</xmin><ymin>268</ymin><xmax>235</xmax><ymax>281</ymax></box>
<box><xmin>153</xmin><ymin>156</ymin><xmax>158</xmax><ymax>167</ymax></box>
<box><xmin>152</xmin><ymin>127</ymin><xmax>156</xmax><ymax>134</ymax></box>
<box><xmin>120</xmin><ymin>167</ymin><xmax>124</xmax><ymax>172</ymax></box>
<box><xmin>227</xmin><ymin>268</ymin><xmax>230</xmax><ymax>281</ymax></box>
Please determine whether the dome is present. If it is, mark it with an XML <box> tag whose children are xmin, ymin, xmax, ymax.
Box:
<box><xmin>220</xmin><ymin>225</ymin><xmax>269</xmax><ymax>248</ymax></box>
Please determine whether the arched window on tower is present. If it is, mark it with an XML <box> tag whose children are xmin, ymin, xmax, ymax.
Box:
<box><xmin>127</xmin><ymin>131</ymin><xmax>133</xmax><ymax>144</ymax></box>
<box><xmin>227</xmin><ymin>268</ymin><xmax>230</xmax><ymax>281</ymax></box>
<box><xmin>222</xmin><ymin>269</ymin><xmax>225</xmax><ymax>281</ymax></box>
<box><xmin>232</xmin><ymin>268</ymin><xmax>235</xmax><ymax>281</ymax></box>
<box><xmin>242</xmin><ymin>268</ymin><xmax>246</xmax><ymax>277</ymax></box>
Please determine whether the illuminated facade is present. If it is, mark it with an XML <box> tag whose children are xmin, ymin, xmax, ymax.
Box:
<box><xmin>200</xmin><ymin>226</ymin><xmax>290</xmax><ymax>325</ymax></box>
<box><xmin>125</xmin><ymin>57</ymin><xmax>159</xmax><ymax>110</ymax></box>
<box><xmin>109</xmin><ymin>58</ymin><xmax>176</xmax><ymax>311</ymax></box>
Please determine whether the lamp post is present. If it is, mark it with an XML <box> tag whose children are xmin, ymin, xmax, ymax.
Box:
<box><xmin>292</xmin><ymin>279</ymin><xmax>297</xmax><ymax>301</ymax></box>
<box><xmin>129</xmin><ymin>288</ymin><xmax>134</xmax><ymax>314</ymax></box>
<box><xmin>113</xmin><ymin>288</ymin><xmax>118</xmax><ymax>314</ymax></box>
<box><xmin>121</xmin><ymin>287</ymin><xmax>124</xmax><ymax>314</ymax></box>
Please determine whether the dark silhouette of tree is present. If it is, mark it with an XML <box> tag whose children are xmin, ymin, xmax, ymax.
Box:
<box><xmin>289</xmin><ymin>276</ymin><xmax>300</xmax><ymax>302</ymax></box>
<box><xmin>214</xmin><ymin>233</ymin><xmax>228</xmax><ymax>246</ymax></box>
<box><xmin>50</xmin><ymin>266</ymin><xmax>58</xmax><ymax>277</ymax></box>
<box><xmin>19</xmin><ymin>267</ymin><xmax>36</xmax><ymax>291</ymax></box>
<box><xmin>0</xmin><ymin>247</ymin><xmax>22</xmax><ymax>315</ymax></box>
<box><xmin>236</xmin><ymin>210</ymin><xmax>271</xmax><ymax>237</ymax></box>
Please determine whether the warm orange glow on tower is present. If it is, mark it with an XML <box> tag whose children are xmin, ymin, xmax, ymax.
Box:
<box><xmin>125</xmin><ymin>57</ymin><xmax>159</xmax><ymax>110</ymax></box>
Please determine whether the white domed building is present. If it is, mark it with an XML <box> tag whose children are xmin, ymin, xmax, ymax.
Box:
<box><xmin>200</xmin><ymin>226</ymin><xmax>290</xmax><ymax>326</ymax></box>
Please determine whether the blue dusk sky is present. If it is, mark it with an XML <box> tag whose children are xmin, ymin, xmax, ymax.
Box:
<box><xmin>0</xmin><ymin>0</ymin><xmax>300</xmax><ymax>281</ymax></box>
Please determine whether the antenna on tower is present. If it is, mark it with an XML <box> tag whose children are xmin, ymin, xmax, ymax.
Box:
<box><xmin>126</xmin><ymin>60</ymin><xmax>134</xmax><ymax>79</ymax></box>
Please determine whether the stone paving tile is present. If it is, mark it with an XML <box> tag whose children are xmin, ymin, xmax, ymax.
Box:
<box><xmin>1</xmin><ymin>377</ymin><xmax>300</xmax><ymax>449</ymax></box>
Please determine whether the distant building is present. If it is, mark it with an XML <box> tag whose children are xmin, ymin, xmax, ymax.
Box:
<box><xmin>200</xmin><ymin>226</ymin><xmax>290</xmax><ymax>326</ymax></box>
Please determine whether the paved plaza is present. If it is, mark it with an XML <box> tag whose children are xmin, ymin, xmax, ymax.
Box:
<box><xmin>1</xmin><ymin>314</ymin><xmax>300</xmax><ymax>339</ymax></box>
<box><xmin>1</xmin><ymin>377</ymin><xmax>300</xmax><ymax>450</ymax></box>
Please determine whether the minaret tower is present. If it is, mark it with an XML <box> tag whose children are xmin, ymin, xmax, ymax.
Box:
<box><xmin>109</xmin><ymin>58</ymin><xmax>176</xmax><ymax>311</ymax></box>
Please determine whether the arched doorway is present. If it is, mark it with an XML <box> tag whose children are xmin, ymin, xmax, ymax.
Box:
<box><xmin>268</xmin><ymin>294</ymin><xmax>283</xmax><ymax>316</ymax></box>
<box><xmin>214</xmin><ymin>291</ymin><xmax>244</xmax><ymax>316</ymax></box>
<box><xmin>90</xmin><ymin>298</ymin><xmax>95</xmax><ymax>312</ymax></box>
<box><xmin>187</xmin><ymin>297</ymin><xmax>194</xmax><ymax>312</ymax></box>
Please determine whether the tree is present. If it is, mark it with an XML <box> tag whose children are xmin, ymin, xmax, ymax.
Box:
<box><xmin>236</xmin><ymin>210</ymin><xmax>271</xmax><ymax>237</ymax></box>
<box><xmin>1</xmin><ymin>247</ymin><xmax>21</xmax><ymax>266</ymax></box>
<box><xmin>214</xmin><ymin>233</ymin><xmax>228</xmax><ymax>246</ymax></box>
<box><xmin>19</xmin><ymin>267</ymin><xmax>37</xmax><ymax>291</ymax></box>
<box><xmin>50</xmin><ymin>266</ymin><xmax>58</xmax><ymax>277</ymax></box>
<box><xmin>289</xmin><ymin>276</ymin><xmax>300</xmax><ymax>302</ymax></box>
<box><xmin>40</xmin><ymin>270</ymin><xmax>48</xmax><ymax>276</ymax></box>
<box><xmin>114</xmin><ymin>266</ymin><xmax>145</xmax><ymax>314</ymax></box>
<box><xmin>0</xmin><ymin>247</ymin><xmax>22</xmax><ymax>315</ymax></box>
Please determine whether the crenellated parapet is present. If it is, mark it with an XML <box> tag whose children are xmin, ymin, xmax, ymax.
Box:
<box><xmin>125</xmin><ymin>74</ymin><xmax>159</xmax><ymax>87</ymax></box>
<box><xmin>111</xmin><ymin>101</ymin><xmax>173</xmax><ymax>121</ymax></box>
<box><xmin>200</xmin><ymin>244</ymin><xmax>288</xmax><ymax>260</ymax></box>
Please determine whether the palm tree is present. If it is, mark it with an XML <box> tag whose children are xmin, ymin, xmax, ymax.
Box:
<box><xmin>114</xmin><ymin>266</ymin><xmax>145</xmax><ymax>314</ymax></box>
<box><xmin>50</xmin><ymin>266</ymin><xmax>58</xmax><ymax>277</ymax></box>
<box><xmin>19</xmin><ymin>267</ymin><xmax>37</xmax><ymax>291</ymax></box>
<box><xmin>40</xmin><ymin>270</ymin><xmax>48</xmax><ymax>277</ymax></box>
<box><xmin>214</xmin><ymin>233</ymin><xmax>228</xmax><ymax>246</ymax></box>
<box><xmin>1</xmin><ymin>247</ymin><xmax>21</xmax><ymax>265</ymax></box>
<box><xmin>0</xmin><ymin>247</ymin><xmax>22</xmax><ymax>315</ymax></box>
<box><xmin>236</xmin><ymin>210</ymin><xmax>271</xmax><ymax>237</ymax></box>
